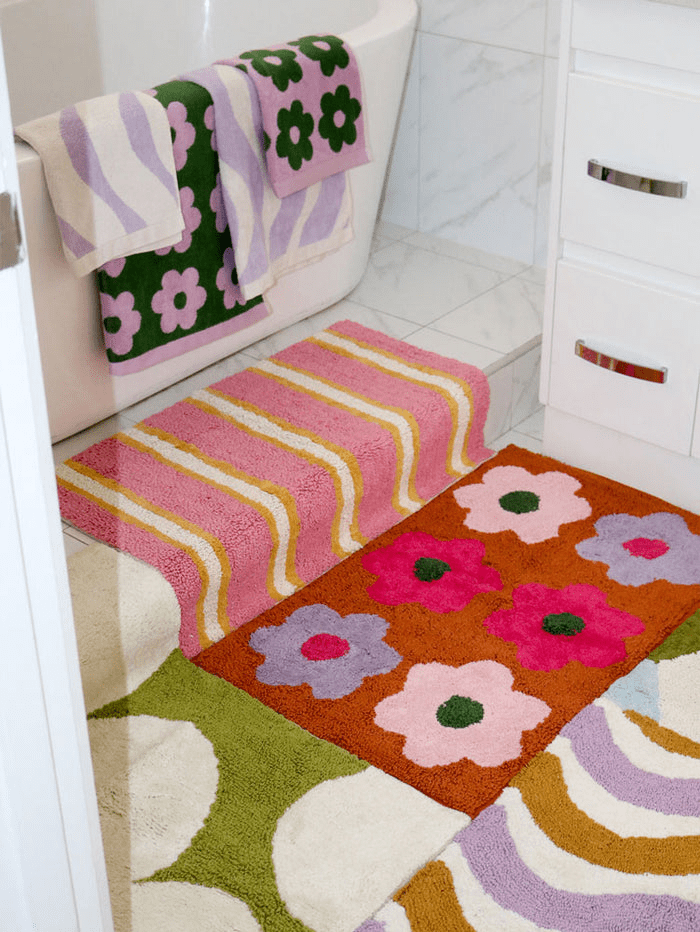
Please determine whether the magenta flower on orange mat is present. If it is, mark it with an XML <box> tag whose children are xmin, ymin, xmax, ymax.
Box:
<box><xmin>484</xmin><ymin>583</ymin><xmax>645</xmax><ymax>671</ymax></box>
<box><xmin>453</xmin><ymin>465</ymin><xmax>591</xmax><ymax>543</ymax></box>
<box><xmin>576</xmin><ymin>512</ymin><xmax>700</xmax><ymax>587</ymax></box>
<box><xmin>362</xmin><ymin>531</ymin><xmax>502</xmax><ymax>613</ymax></box>
<box><xmin>374</xmin><ymin>661</ymin><xmax>550</xmax><ymax>768</ymax></box>
<box><xmin>99</xmin><ymin>291</ymin><xmax>141</xmax><ymax>356</ymax></box>
<box><xmin>152</xmin><ymin>268</ymin><xmax>207</xmax><ymax>333</ymax></box>
<box><xmin>249</xmin><ymin>604</ymin><xmax>402</xmax><ymax>699</ymax></box>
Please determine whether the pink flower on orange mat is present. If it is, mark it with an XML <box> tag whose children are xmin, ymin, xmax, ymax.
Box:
<box><xmin>576</xmin><ymin>512</ymin><xmax>700</xmax><ymax>586</ymax></box>
<box><xmin>152</xmin><ymin>268</ymin><xmax>207</xmax><ymax>333</ymax></box>
<box><xmin>166</xmin><ymin>100</ymin><xmax>196</xmax><ymax>171</ymax></box>
<box><xmin>216</xmin><ymin>247</ymin><xmax>245</xmax><ymax>309</ymax></box>
<box><xmin>250</xmin><ymin>604</ymin><xmax>402</xmax><ymax>699</ymax></box>
<box><xmin>155</xmin><ymin>187</ymin><xmax>201</xmax><ymax>255</ymax></box>
<box><xmin>99</xmin><ymin>291</ymin><xmax>141</xmax><ymax>356</ymax></box>
<box><xmin>362</xmin><ymin>532</ymin><xmax>502</xmax><ymax>613</ymax></box>
<box><xmin>453</xmin><ymin>465</ymin><xmax>592</xmax><ymax>543</ymax></box>
<box><xmin>484</xmin><ymin>583</ymin><xmax>645</xmax><ymax>671</ymax></box>
<box><xmin>374</xmin><ymin>661</ymin><xmax>550</xmax><ymax>768</ymax></box>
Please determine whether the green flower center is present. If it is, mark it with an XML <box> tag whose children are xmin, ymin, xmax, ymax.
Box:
<box><xmin>414</xmin><ymin>557</ymin><xmax>451</xmax><ymax>582</ymax></box>
<box><xmin>103</xmin><ymin>316</ymin><xmax>121</xmax><ymax>335</ymax></box>
<box><xmin>542</xmin><ymin>612</ymin><xmax>586</xmax><ymax>637</ymax></box>
<box><xmin>436</xmin><ymin>695</ymin><xmax>485</xmax><ymax>729</ymax></box>
<box><xmin>174</xmin><ymin>291</ymin><xmax>188</xmax><ymax>311</ymax></box>
<box><xmin>499</xmin><ymin>490</ymin><xmax>540</xmax><ymax>514</ymax></box>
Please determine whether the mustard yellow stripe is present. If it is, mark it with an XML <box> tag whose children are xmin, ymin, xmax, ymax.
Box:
<box><xmin>310</xmin><ymin>331</ymin><xmax>478</xmax><ymax>473</ymax></box>
<box><xmin>189</xmin><ymin>391</ymin><xmax>367</xmax><ymax>555</ymax></box>
<box><xmin>119</xmin><ymin>427</ymin><xmax>303</xmax><ymax>600</ymax></box>
<box><xmin>58</xmin><ymin>468</ymin><xmax>219</xmax><ymax>650</ymax></box>
<box><xmin>394</xmin><ymin>859</ymin><xmax>478</xmax><ymax>932</ymax></box>
<box><xmin>624</xmin><ymin>710</ymin><xmax>700</xmax><ymax>760</ymax></box>
<box><xmin>252</xmin><ymin>361</ymin><xmax>423</xmax><ymax>516</ymax></box>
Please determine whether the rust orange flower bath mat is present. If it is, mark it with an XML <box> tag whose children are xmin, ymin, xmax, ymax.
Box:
<box><xmin>194</xmin><ymin>444</ymin><xmax>700</xmax><ymax>815</ymax></box>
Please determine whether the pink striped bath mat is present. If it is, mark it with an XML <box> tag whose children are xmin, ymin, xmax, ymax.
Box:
<box><xmin>57</xmin><ymin>321</ymin><xmax>491</xmax><ymax>657</ymax></box>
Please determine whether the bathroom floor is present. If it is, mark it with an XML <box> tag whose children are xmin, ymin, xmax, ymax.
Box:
<box><xmin>55</xmin><ymin>221</ymin><xmax>545</xmax><ymax>559</ymax></box>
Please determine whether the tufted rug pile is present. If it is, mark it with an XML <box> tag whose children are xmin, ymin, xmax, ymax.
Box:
<box><xmin>195</xmin><ymin>444</ymin><xmax>700</xmax><ymax>816</ymax></box>
<box><xmin>360</xmin><ymin>611</ymin><xmax>700</xmax><ymax>931</ymax></box>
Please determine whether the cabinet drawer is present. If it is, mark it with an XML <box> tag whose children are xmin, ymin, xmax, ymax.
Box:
<box><xmin>548</xmin><ymin>261</ymin><xmax>700</xmax><ymax>455</ymax></box>
<box><xmin>560</xmin><ymin>74</ymin><xmax>700</xmax><ymax>277</ymax></box>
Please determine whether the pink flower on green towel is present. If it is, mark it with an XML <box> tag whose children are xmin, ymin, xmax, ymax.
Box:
<box><xmin>453</xmin><ymin>465</ymin><xmax>592</xmax><ymax>543</ymax></box>
<box><xmin>483</xmin><ymin>583</ymin><xmax>645</xmax><ymax>671</ymax></box>
<box><xmin>362</xmin><ymin>532</ymin><xmax>502</xmax><ymax>613</ymax></box>
<box><xmin>576</xmin><ymin>512</ymin><xmax>700</xmax><ymax>586</ymax></box>
<box><xmin>210</xmin><ymin>174</ymin><xmax>227</xmax><ymax>233</ymax></box>
<box><xmin>166</xmin><ymin>100</ymin><xmax>196</xmax><ymax>171</ymax></box>
<box><xmin>100</xmin><ymin>291</ymin><xmax>141</xmax><ymax>356</ymax></box>
<box><xmin>374</xmin><ymin>661</ymin><xmax>550</xmax><ymax>768</ymax></box>
<box><xmin>152</xmin><ymin>268</ymin><xmax>207</xmax><ymax>333</ymax></box>
<box><xmin>156</xmin><ymin>187</ymin><xmax>201</xmax><ymax>255</ymax></box>
<box><xmin>250</xmin><ymin>604</ymin><xmax>402</xmax><ymax>699</ymax></box>
<box><xmin>101</xmin><ymin>256</ymin><xmax>125</xmax><ymax>278</ymax></box>
<box><xmin>276</xmin><ymin>101</ymin><xmax>315</xmax><ymax>171</ymax></box>
<box><xmin>216</xmin><ymin>248</ymin><xmax>244</xmax><ymax>310</ymax></box>
<box><xmin>318</xmin><ymin>85</ymin><xmax>361</xmax><ymax>153</ymax></box>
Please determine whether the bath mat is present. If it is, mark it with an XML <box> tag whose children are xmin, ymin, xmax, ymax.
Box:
<box><xmin>221</xmin><ymin>34</ymin><xmax>370</xmax><ymax>197</ymax></box>
<box><xmin>194</xmin><ymin>444</ymin><xmax>700</xmax><ymax>815</ymax></box>
<box><xmin>360</xmin><ymin>611</ymin><xmax>700</xmax><ymax>932</ymax></box>
<box><xmin>57</xmin><ymin>320</ymin><xmax>491</xmax><ymax>658</ymax></box>
<box><xmin>88</xmin><ymin>648</ymin><xmax>469</xmax><ymax>932</ymax></box>
<box><xmin>95</xmin><ymin>78</ymin><xmax>268</xmax><ymax>375</ymax></box>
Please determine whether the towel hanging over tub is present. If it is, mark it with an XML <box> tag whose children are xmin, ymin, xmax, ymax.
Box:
<box><xmin>15</xmin><ymin>91</ymin><xmax>186</xmax><ymax>276</ymax></box>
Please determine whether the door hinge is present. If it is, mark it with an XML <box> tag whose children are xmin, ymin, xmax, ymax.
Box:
<box><xmin>0</xmin><ymin>192</ymin><xmax>22</xmax><ymax>270</ymax></box>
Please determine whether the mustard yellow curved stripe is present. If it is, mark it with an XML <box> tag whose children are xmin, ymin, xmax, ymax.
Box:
<box><xmin>311</xmin><ymin>330</ymin><xmax>478</xmax><ymax>474</ymax></box>
<box><xmin>511</xmin><ymin>752</ymin><xmax>700</xmax><ymax>875</ymax></box>
<box><xmin>188</xmin><ymin>390</ymin><xmax>366</xmax><ymax>556</ymax></box>
<box><xmin>624</xmin><ymin>710</ymin><xmax>700</xmax><ymax>760</ymax></box>
<box><xmin>252</xmin><ymin>358</ymin><xmax>424</xmax><ymax>516</ymax></box>
<box><xmin>57</xmin><ymin>462</ymin><xmax>227</xmax><ymax>649</ymax></box>
<box><xmin>119</xmin><ymin>425</ymin><xmax>304</xmax><ymax>600</ymax></box>
<box><xmin>394</xmin><ymin>859</ymin><xmax>479</xmax><ymax>932</ymax></box>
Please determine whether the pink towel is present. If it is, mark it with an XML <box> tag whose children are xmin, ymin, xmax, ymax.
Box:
<box><xmin>219</xmin><ymin>34</ymin><xmax>370</xmax><ymax>198</ymax></box>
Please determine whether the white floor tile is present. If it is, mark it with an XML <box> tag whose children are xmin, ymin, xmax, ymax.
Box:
<box><xmin>490</xmin><ymin>429</ymin><xmax>544</xmax><ymax>455</ymax></box>
<box><xmin>63</xmin><ymin>528</ymin><xmax>90</xmax><ymax>558</ymax></box>
<box><xmin>52</xmin><ymin>413</ymin><xmax>134</xmax><ymax>465</ymax></box>
<box><xmin>405</xmin><ymin>232</ymin><xmax>530</xmax><ymax>277</ymax></box>
<box><xmin>402</xmin><ymin>327</ymin><xmax>502</xmax><ymax>370</ymax></box>
<box><xmin>433</xmin><ymin>276</ymin><xmax>544</xmax><ymax>355</ymax></box>
<box><xmin>350</xmin><ymin>240</ymin><xmax>506</xmax><ymax>325</ymax></box>
<box><xmin>513</xmin><ymin>406</ymin><xmax>545</xmax><ymax>440</ymax></box>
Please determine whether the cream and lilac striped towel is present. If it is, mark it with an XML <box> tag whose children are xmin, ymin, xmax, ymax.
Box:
<box><xmin>182</xmin><ymin>64</ymin><xmax>353</xmax><ymax>302</ymax></box>
<box><xmin>15</xmin><ymin>91</ymin><xmax>185</xmax><ymax>276</ymax></box>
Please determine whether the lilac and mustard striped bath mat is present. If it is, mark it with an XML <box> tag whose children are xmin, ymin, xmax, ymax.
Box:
<box><xmin>57</xmin><ymin>321</ymin><xmax>491</xmax><ymax>657</ymax></box>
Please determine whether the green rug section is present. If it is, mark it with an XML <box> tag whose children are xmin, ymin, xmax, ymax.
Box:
<box><xmin>649</xmin><ymin>609</ymin><xmax>700</xmax><ymax>662</ymax></box>
<box><xmin>90</xmin><ymin>649</ymin><xmax>369</xmax><ymax>931</ymax></box>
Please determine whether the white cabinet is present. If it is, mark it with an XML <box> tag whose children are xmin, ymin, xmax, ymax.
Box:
<box><xmin>541</xmin><ymin>0</ymin><xmax>700</xmax><ymax>513</ymax></box>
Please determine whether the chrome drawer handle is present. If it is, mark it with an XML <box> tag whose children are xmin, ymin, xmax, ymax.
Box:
<box><xmin>587</xmin><ymin>160</ymin><xmax>687</xmax><ymax>199</ymax></box>
<box><xmin>575</xmin><ymin>340</ymin><xmax>667</xmax><ymax>384</ymax></box>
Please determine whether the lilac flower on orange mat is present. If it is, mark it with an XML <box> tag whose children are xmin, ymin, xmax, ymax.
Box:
<box><xmin>152</xmin><ymin>268</ymin><xmax>207</xmax><ymax>333</ymax></box>
<box><xmin>99</xmin><ymin>291</ymin><xmax>141</xmax><ymax>356</ymax></box>
<box><xmin>576</xmin><ymin>512</ymin><xmax>700</xmax><ymax>586</ymax></box>
<box><xmin>453</xmin><ymin>465</ymin><xmax>591</xmax><ymax>543</ymax></box>
<box><xmin>249</xmin><ymin>603</ymin><xmax>401</xmax><ymax>699</ymax></box>
<box><xmin>374</xmin><ymin>661</ymin><xmax>550</xmax><ymax>768</ymax></box>
<box><xmin>362</xmin><ymin>532</ymin><xmax>502</xmax><ymax>613</ymax></box>
<box><xmin>484</xmin><ymin>583</ymin><xmax>645</xmax><ymax>671</ymax></box>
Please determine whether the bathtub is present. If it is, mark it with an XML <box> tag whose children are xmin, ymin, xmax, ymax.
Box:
<box><xmin>13</xmin><ymin>0</ymin><xmax>417</xmax><ymax>441</ymax></box>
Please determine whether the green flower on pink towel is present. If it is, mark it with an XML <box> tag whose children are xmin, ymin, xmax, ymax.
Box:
<box><xmin>362</xmin><ymin>531</ymin><xmax>502</xmax><ymax>613</ymax></box>
<box><xmin>318</xmin><ymin>85</ymin><xmax>362</xmax><ymax>153</ymax></box>
<box><xmin>250</xmin><ymin>604</ymin><xmax>402</xmax><ymax>699</ymax></box>
<box><xmin>152</xmin><ymin>268</ymin><xmax>207</xmax><ymax>333</ymax></box>
<box><xmin>276</xmin><ymin>100</ymin><xmax>315</xmax><ymax>170</ymax></box>
<box><xmin>576</xmin><ymin>512</ymin><xmax>700</xmax><ymax>586</ymax></box>
<box><xmin>290</xmin><ymin>36</ymin><xmax>350</xmax><ymax>77</ymax></box>
<box><xmin>374</xmin><ymin>661</ymin><xmax>550</xmax><ymax>768</ymax></box>
<box><xmin>239</xmin><ymin>48</ymin><xmax>303</xmax><ymax>92</ymax></box>
<box><xmin>453</xmin><ymin>465</ymin><xmax>592</xmax><ymax>543</ymax></box>
<box><xmin>484</xmin><ymin>583</ymin><xmax>645</xmax><ymax>671</ymax></box>
<box><xmin>100</xmin><ymin>291</ymin><xmax>141</xmax><ymax>356</ymax></box>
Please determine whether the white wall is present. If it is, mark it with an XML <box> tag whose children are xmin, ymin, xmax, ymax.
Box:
<box><xmin>381</xmin><ymin>0</ymin><xmax>562</xmax><ymax>266</ymax></box>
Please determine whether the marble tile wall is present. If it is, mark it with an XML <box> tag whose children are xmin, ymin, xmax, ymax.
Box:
<box><xmin>380</xmin><ymin>0</ymin><xmax>562</xmax><ymax>267</ymax></box>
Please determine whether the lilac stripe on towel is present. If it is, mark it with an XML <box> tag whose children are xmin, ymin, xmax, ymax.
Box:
<box><xmin>118</xmin><ymin>92</ymin><xmax>179</xmax><ymax>199</ymax></box>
